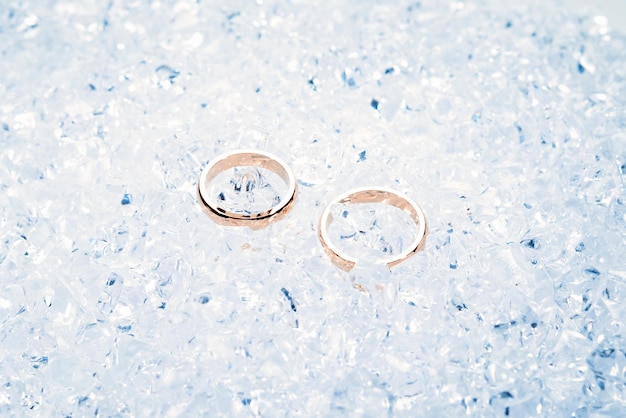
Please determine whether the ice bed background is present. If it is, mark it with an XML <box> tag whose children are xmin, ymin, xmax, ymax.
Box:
<box><xmin>1</xmin><ymin>0</ymin><xmax>626</xmax><ymax>416</ymax></box>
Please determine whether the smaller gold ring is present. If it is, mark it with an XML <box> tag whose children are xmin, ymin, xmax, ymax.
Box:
<box><xmin>318</xmin><ymin>187</ymin><xmax>427</xmax><ymax>271</ymax></box>
<box><xmin>197</xmin><ymin>150</ymin><xmax>297</xmax><ymax>229</ymax></box>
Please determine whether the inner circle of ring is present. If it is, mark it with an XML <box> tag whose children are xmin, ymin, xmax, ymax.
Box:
<box><xmin>318</xmin><ymin>187</ymin><xmax>427</xmax><ymax>271</ymax></box>
<box><xmin>198</xmin><ymin>149</ymin><xmax>297</xmax><ymax>226</ymax></box>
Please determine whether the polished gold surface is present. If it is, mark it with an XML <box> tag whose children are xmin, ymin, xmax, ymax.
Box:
<box><xmin>318</xmin><ymin>187</ymin><xmax>427</xmax><ymax>271</ymax></box>
<box><xmin>198</xmin><ymin>150</ymin><xmax>297</xmax><ymax>229</ymax></box>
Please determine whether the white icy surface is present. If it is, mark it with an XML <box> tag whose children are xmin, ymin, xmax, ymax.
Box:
<box><xmin>1</xmin><ymin>0</ymin><xmax>626</xmax><ymax>416</ymax></box>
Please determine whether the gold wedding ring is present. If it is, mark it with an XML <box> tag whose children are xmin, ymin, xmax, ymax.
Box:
<box><xmin>318</xmin><ymin>187</ymin><xmax>427</xmax><ymax>271</ymax></box>
<box><xmin>197</xmin><ymin>150</ymin><xmax>297</xmax><ymax>229</ymax></box>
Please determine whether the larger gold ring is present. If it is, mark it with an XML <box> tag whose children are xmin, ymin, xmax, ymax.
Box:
<box><xmin>197</xmin><ymin>150</ymin><xmax>297</xmax><ymax>229</ymax></box>
<box><xmin>318</xmin><ymin>187</ymin><xmax>427</xmax><ymax>271</ymax></box>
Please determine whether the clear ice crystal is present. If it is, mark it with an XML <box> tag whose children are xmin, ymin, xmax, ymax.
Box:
<box><xmin>210</xmin><ymin>167</ymin><xmax>283</xmax><ymax>215</ymax></box>
<box><xmin>328</xmin><ymin>202</ymin><xmax>418</xmax><ymax>263</ymax></box>
<box><xmin>1</xmin><ymin>0</ymin><xmax>626</xmax><ymax>416</ymax></box>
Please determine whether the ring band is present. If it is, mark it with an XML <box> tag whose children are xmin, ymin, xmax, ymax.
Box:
<box><xmin>197</xmin><ymin>150</ymin><xmax>297</xmax><ymax>229</ymax></box>
<box><xmin>318</xmin><ymin>187</ymin><xmax>427</xmax><ymax>271</ymax></box>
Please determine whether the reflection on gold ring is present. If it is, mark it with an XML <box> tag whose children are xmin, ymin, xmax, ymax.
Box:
<box><xmin>198</xmin><ymin>150</ymin><xmax>297</xmax><ymax>230</ymax></box>
<box><xmin>318</xmin><ymin>187</ymin><xmax>427</xmax><ymax>271</ymax></box>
